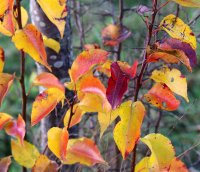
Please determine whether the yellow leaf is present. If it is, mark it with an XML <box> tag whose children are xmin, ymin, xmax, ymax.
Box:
<box><xmin>63</xmin><ymin>137</ymin><xmax>106</xmax><ymax>166</ymax></box>
<box><xmin>151</xmin><ymin>67</ymin><xmax>189</xmax><ymax>102</ymax></box>
<box><xmin>11</xmin><ymin>139</ymin><xmax>40</xmax><ymax>168</ymax></box>
<box><xmin>12</xmin><ymin>24</ymin><xmax>51</xmax><ymax>71</ymax></box>
<box><xmin>14</xmin><ymin>7</ymin><xmax>29</xmax><ymax>28</ymax></box>
<box><xmin>64</xmin><ymin>104</ymin><xmax>85</xmax><ymax>128</ymax></box>
<box><xmin>135</xmin><ymin>133</ymin><xmax>175</xmax><ymax>172</ymax></box>
<box><xmin>160</xmin><ymin>14</ymin><xmax>196</xmax><ymax>49</ymax></box>
<box><xmin>31</xmin><ymin>88</ymin><xmax>65</xmax><ymax>126</ymax></box>
<box><xmin>113</xmin><ymin>101</ymin><xmax>145</xmax><ymax>159</ymax></box>
<box><xmin>32</xmin><ymin>155</ymin><xmax>58</xmax><ymax>172</ymax></box>
<box><xmin>43</xmin><ymin>35</ymin><xmax>60</xmax><ymax>53</ymax></box>
<box><xmin>0</xmin><ymin>113</ymin><xmax>13</xmax><ymax>130</ymax></box>
<box><xmin>47</xmin><ymin>127</ymin><xmax>69</xmax><ymax>161</ymax></box>
<box><xmin>37</xmin><ymin>0</ymin><xmax>67</xmax><ymax>38</ymax></box>
<box><xmin>172</xmin><ymin>0</ymin><xmax>200</xmax><ymax>8</ymax></box>
<box><xmin>0</xmin><ymin>47</ymin><xmax>4</xmax><ymax>73</ymax></box>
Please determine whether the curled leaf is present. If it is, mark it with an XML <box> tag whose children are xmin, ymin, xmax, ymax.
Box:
<box><xmin>151</xmin><ymin>67</ymin><xmax>189</xmax><ymax>102</ymax></box>
<box><xmin>113</xmin><ymin>101</ymin><xmax>145</xmax><ymax>159</ymax></box>
<box><xmin>11</xmin><ymin>139</ymin><xmax>40</xmax><ymax>168</ymax></box>
<box><xmin>12</xmin><ymin>24</ymin><xmax>51</xmax><ymax>71</ymax></box>
<box><xmin>160</xmin><ymin>14</ymin><xmax>196</xmax><ymax>49</ymax></box>
<box><xmin>37</xmin><ymin>0</ymin><xmax>67</xmax><ymax>38</ymax></box>
<box><xmin>0</xmin><ymin>73</ymin><xmax>14</xmax><ymax>106</ymax></box>
<box><xmin>102</xmin><ymin>24</ymin><xmax>131</xmax><ymax>46</ymax></box>
<box><xmin>144</xmin><ymin>83</ymin><xmax>180</xmax><ymax>111</ymax></box>
<box><xmin>31</xmin><ymin>88</ymin><xmax>65</xmax><ymax>126</ymax></box>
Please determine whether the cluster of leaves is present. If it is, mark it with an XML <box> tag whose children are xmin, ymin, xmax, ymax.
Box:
<box><xmin>0</xmin><ymin>0</ymin><xmax>199</xmax><ymax>171</ymax></box>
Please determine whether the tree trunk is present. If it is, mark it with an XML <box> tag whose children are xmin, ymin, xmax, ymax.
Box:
<box><xmin>29</xmin><ymin>0</ymin><xmax>77</xmax><ymax>158</ymax></box>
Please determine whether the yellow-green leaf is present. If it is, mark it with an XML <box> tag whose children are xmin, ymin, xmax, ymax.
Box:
<box><xmin>172</xmin><ymin>0</ymin><xmax>200</xmax><ymax>8</ymax></box>
<box><xmin>151</xmin><ymin>67</ymin><xmax>189</xmax><ymax>102</ymax></box>
<box><xmin>11</xmin><ymin>139</ymin><xmax>40</xmax><ymax>168</ymax></box>
<box><xmin>37</xmin><ymin>0</ymin><xmax>67</xmax><ymax>38</ymax></box>
<box><xmin>160</xmin><ymin>14</ymin><xmax>196</xmax><ymax>49</ymax></box>
<box><xmin>113</xmin><ymin>101</ymin><xmax>145</xmax><ymax>159</ymax></box>
<box><xmin>12</xmin><ymin>24</ymin><xmax>51</xmax><ymax>71</ymax></box>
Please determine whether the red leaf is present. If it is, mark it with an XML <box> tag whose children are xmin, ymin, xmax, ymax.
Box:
<box><xmin>0</xmin><ymin>156</ymin><xmax>12</xmax><ymax>172</ymax></box>
<box><xmin>106</xmin><ymin>62</ymin><xmax>130</xmax><ymax>109</ymax></box>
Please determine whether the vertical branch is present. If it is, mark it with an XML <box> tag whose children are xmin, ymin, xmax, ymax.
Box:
<box><xmin>16</xmin><ymin>0</ymin><xmax>27</xmax><ymax>131</ymax></box>
<box><xmin>132</xmin><ymin>0</ymin><xmax>158</xmax><ymax>171</ymax></box>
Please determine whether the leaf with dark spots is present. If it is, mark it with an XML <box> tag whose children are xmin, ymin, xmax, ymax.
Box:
<box><xmin>106</xmin><ymin>62</ymin><xmax>130</xmax><ymax>109</ymax></box>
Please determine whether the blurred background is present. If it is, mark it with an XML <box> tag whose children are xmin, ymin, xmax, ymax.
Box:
<box><xmin>0</xmin><ymin>0</ymin><xmax>200</xmax><ymax>171</ymax></box>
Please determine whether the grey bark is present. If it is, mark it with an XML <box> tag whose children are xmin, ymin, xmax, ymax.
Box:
<box><xmin>29</xmin><ymin>0</ymin><xmax>78</xmax><ymax>159</ymax></box>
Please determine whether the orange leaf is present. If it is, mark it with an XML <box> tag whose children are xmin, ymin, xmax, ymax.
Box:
<box><xmin>0</xmin><ymin>113</ymin><xmax>12</xmax><ymax>130</ymax></box>
<box><xmin>0</xmin><ymin>0</ymin><xmax>15</xmax><ymax>36</ymax></box>
<box><xmin>5</xmin><ymin>115</ymin><xmax>25</xmax><ymax>145</ymax></box>
<box><xmin>0</xmin><ymin>73</ymin><xmax>14</xmax><ymax>106</ymax></box>
<box><xmin>37</xmin><ymin>0</ymin><xmax>67</xmax><ymax>38</ymax></box>
<box><xmin>64</xmin><ymin>104</ymin><xmax>85</xmax><ymax>128</ymax></box>
<box><xmin>144</xmin><ymin>83</ymin><xmax>180</xmax><ymax>111</ymax></box>
<box><xmin>12</xmin><ymin>24</ymin><xmax>51</xmax><ymax>71</ymax></box>
<box><xmin>169</xmin><ymin>158</ymin><xmax>188</xmax><ymax>172</ymax></box>
<box><xmin>33</xmin><ymin>72</ymin><xmax>65</xmax><ymax>92</ymax></box>
<box><xmin>47</xmin><ymin>127</ymin><xmax>69</xmax><ymax>161</ymax></box>
<box><xmin>118</xmin><ymin>61</ymin><xmax>138</xmax><ymax>78</ymax></box>
<box><xmin>64</xmin><ymin>137</ymin><xmax>107</xmax><ymax>166</ymax></box>
<box><xmin>32</xmin><ymin>155</ymin><xmax>58</xmax><ymax>172</ymax></box>
<box><xmin>31</xmin><ymin>88</ymin><xmax>65</xmax><ymax>126</ymax></box>
<box><xmin>0</xmin><ymin>47</ymin><xmax>5</xmax><ymax>73</ymax></box>
<box><xmin>113</xmin><ymin>101</ymin><xmax>145</xmax><ymax>159</ymax></box>
<box><xmin>69</xmin><ymin>49</ymin><xmax>108</xmax><ymax>82</ymax></box>
<box><xmin>102</xmin><ymin>24</ymin><xmax>131</xmax><ymax>46</ymax></box>
<box><xmin>0</xmin><ymin>156</ymin><xmax>12</xmax><ymax>172</ymax></box>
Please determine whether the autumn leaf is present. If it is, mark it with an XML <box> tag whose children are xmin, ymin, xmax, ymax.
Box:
<box><xmin>0</xmin><ymin>47</ymin><xmax>5</xmax><ymax>73</ymax></box>
<box><xmin>84</xmin><ymin>44</ymin><xmax>100</xmax><ymax>50</ymax></box>
<box><xmin>31</xmin><ymin>88</ymin><xmax>65</xmax><ymax>126</ymax></box>
<box><xmin>151</xmin><ymin>67</ymin><xmax>189</xmax><ymax>102</ymax></box>
<box><xmin>135</xmin><ymin>133</ymin><xmax>188</xmax><ymax>172</ymax></box>
<box><xmin>172</xmin><ymin>0</ymin><xmax>200</xmax><ymax>8</ymax></box>
<box><xmin>106</xmin><ymin>62</ymin><xmax>130</xmax><ymax>109</ymax></box>
<box><xmin>5</xmin><ymin>115</ymin><xmax>25</xmax><ymax>145</ymax></box>
<box><xmin>118</xmin><ymin>60</ymin><xmax>138</xmax><ymax>78</ymax></box>
<box><xmin>37</xmin><ymin>0</ymin><xmax>67</xmax><ymax>38</ymax></box>
<box><xmin>160</xmin><ymin>14</ymin><xmax>196</xmax><ymax>49</ymax></box>
<box><xmin>12</xmin><ymin>24</ymin><xmax>51</xmax><ymax>71</ymax></box>
<box><xmin>102</xmin><ymin>24</ymin><xmax>131</xmax><ymax>46</ymax></box>
<box><xmin>113</xmin><ymin>101</ymin><xmax>145</xmax><ymax>159</ymax></box>
<box><xmin>63</xmin><ymin>137</ymin><xmax>107</xmax><ymax>166</ymax></box>
<box><xmin>47</xmin><ymin>127</ymin><xmax>69</xmax><ymax>161</ymax></box>
<box><xmin>43</xmin><ymin>35</ymin><xmax>60</xmax><ymax>53</ymax></box>
<box><xmin>144</xmin><ymin>83</ymin><xmax>180</xmax><ymax>111</ymax></box>
<box><xmin>0</xmin><ymin>0</ymin><xmax>15</xmax><ymax>36</ymax></box>
<box><xmin>32</xmin><ymin>155</ymin><xmax>58</xmax><ymax>172</ymax></box>
<box><xmin>69</xmin><ymin>49</ymin><xmax>108</xmax><ymax>83</ymax></box>
<box><xmin>64</xmin><ymin>104</ymin><xmax>85</xmax><ymax>128</ymax></box>
<box><xmin>0</xmin><ymin>73</ymin><xmax>14</xmax><ymax>106</ymax></box>
<box><xmin>11</xmin><ymin>139</ymin><xmax>40</xmax><ymax>168</ymax></box>
<box><xmin>33</xmin><ymin>72</ymin><xmax>65</xmax><ymax>92</ymax></box>
<box><xmin>14</xmin><ymin>7</ymin><xmax>29</xmax><ymax>29</ymax></box>
<box><xmin>168</xmin><ymin>158</ymin><xmax>188</xmax><ymax>172</ymax></box>
<box><xmin>0</xmin><ymin>156</ymin><xmax>11</xmax><ymax>172</ymax></box>
<box><xmin>147</xmin><ymin>38</ymin><xmax>197</xmax><ymax>72</ymax></box>
<box><xmin>0</xmin><ymin>113</ymin><xmax>12</xmax><ymax>130</ymax></box>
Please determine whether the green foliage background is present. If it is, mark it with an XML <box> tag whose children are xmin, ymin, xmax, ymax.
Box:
<box><xmin>0</xmin><ymin>0</ymin><xmax>200</xmax><ymax>171</ymax></box>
